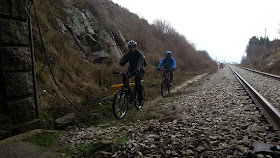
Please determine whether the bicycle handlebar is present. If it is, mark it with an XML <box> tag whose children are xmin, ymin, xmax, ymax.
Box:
<box><xmin>157</xmin><ymin>68</ymin><xmax>173</xmax><ymax>71</ymax></box>
<box><xmin>113</xmin><ymin>70</ymin><xmax>129</xmax><ymax>77</ymax></box>
<box><xmin>163</xmin><ymin>68</ymin><xmax>173</xmax><ymax>72</ymax></box>
<box><xmin>113</xmin><ymin>70</ymin><xmax>122</xmax><ymax>75</ymax></box>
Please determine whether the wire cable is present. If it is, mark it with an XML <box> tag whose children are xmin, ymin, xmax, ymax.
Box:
<box><xmin>30</xmin><ymin>0</ymin><xmax>80</xmax><ymax>112</ymax></box>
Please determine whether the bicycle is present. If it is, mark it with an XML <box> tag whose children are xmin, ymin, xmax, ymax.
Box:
<box><xmin>110</xmin><ymin>71</ymin><xmax>145</xmax><ymax>119</ymax></box>
<box><xmin>160</xmin><ymin>68</ymin><xmax>172</xmax><ymax>97</ymax></box>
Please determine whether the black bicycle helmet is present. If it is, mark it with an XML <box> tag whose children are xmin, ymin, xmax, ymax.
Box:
<box><xmin>127</xmin><ymin>40</ymin><xmax>137</xmax><ymax>46</ymax></box>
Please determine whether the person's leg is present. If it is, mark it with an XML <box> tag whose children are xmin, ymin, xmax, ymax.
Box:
<box><xmin>135</xmin><ymin>70</ymin><xmax>144</xmax><ymax>101</ymax></box>
<box><xmin>170</xmin><ymin>71</ymin><xmax>173</xmax><ymax>85</ymax></box>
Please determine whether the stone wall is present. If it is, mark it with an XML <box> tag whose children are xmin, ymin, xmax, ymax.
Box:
<box><xmin>0</xmin><ymin>0</ymin><xmax>39</xmax><ymax>140</ymax></box>
<box><xmin>0</xmin><ymin>71</ymin><xmax>4</xmax><ymax>113</ymax></box>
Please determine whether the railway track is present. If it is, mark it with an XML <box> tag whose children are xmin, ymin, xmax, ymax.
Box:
<box><xmin>237</xmin><ymin>66</ymin><xmax>280</xmax><ymax>80</ymax></box>
<box><xmin>230</xmin><ymin>65</ymin><xmax>280</xmax><ymax>153</ymax></box>
<box><xmin>230</xmin><ymin>65</ymin><xmax>280</xmax><ymax>137</ymax></box>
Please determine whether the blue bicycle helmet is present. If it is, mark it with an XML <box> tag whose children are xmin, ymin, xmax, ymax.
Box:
<box><xmin>166</xmin><ymin>51</ymin><xmax>172</xmax><ymax>55</ymax></box>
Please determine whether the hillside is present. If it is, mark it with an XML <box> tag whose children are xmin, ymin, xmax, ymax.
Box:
<box><xmin>31</xmin><ymin>0</ymin><xmax>216</xmax><ymax>128</ymax></box>
<box><xmin>241</xmin><ymin>36</ymin><xmax>280</xmax><ymax>75</ymax></box>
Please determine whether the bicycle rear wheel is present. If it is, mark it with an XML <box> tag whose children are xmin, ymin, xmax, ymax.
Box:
<box><xmin>161</xmin><ymin>79</ymin><xmax>169</xmax><ymax>97</ymax></box>
<box><xmin>134</xmin><ymin>86</ymin><xmax>145</xmax><ymax>110</ymax></box>
<box><xmin>112</xmin><ymin>90</ymin><xmax>128</xmax><ymax>119</ymax></box>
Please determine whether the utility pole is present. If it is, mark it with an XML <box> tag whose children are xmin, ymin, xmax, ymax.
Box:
<box><xmin>216</xmin><ymin>57</ymin><xmax>219</xmax><ymax>71</ymax></box>
<box><xmin>264</xmin><ymin>28</ymin><xmax>267</xmax><ymax>48</ymax></box>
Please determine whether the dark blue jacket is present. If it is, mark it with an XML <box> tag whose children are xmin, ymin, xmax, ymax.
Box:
<box><xmin>158</xmin><ymin>57</ymin><xmax>177</xmax><ymax>69</ymax></box>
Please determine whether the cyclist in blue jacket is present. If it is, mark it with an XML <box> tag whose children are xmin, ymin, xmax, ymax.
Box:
<box><xmin>157</xmin><ymin>51</ymin><xmax>177</xmax><ymax>86</ymax></box>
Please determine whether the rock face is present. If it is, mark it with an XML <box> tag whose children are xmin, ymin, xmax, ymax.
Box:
<box><xmin>56</xmin><ymin>7</ymin><xmax>126</xmax><ymax>62</ymax></box>
<box><xmin>64</xmin><ymin>8</ymin><xmax>96</xmax><ymax>36</ymax></box>
<box><xmin>100</xmin><ymin>30</ymin><xmax>123</xmax><ymax>59</ymax></box>
<box><xmin>0</xmin><ymin>0</ymin><xmax>39</xmax><ymax>140</ymax></box>
<box><xmin>87</xmin><ymin>51</ymin><xmax>109</xmax><ymax>62</ymax></box>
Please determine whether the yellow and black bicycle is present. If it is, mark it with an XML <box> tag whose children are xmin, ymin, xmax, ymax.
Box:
<box><xmin>110</xmin><ymin>71</ymin><xmax>145</xmax><ymax>119</ymax></box>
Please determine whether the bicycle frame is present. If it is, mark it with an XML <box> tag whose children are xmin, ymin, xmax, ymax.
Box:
<box><xmin>110</xmin><ymin>71</ymin><xmax>135</xmax><ymax>91</ymax></box>
<box><xmin>163</xmin><ymin>69</ymin><xmax>172</xmax><ymax>82</ymax></box>
<box><xmin>160</xmin><ymin>69</ymin><xmax>172</xmax><ymax>97</ymax></box>
<box><xmin>111</xmin><ymin>71</ymin><xmax>144</xmax><ymax>119</ymax></box>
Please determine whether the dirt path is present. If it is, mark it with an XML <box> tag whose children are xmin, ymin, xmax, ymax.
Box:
<box><xmin>146</xmin><ymin>73</ymin><xmax>208</xmax><ymax>107</ymax></box>
<box><xmin>171</xmin><ymin>73</ymin><xmax>207</xmax><ymax>93</ymax></box>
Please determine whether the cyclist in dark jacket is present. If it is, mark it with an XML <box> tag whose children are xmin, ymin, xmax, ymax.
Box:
<box><xmin>120</xmin><ymin>40</ymin><xmax>147</xmax><ymax>105</ymax></box>
<box><xmin>157</xmin><ymin>51</ymin><xmax>177</xmax><ymax>85</ymax></box>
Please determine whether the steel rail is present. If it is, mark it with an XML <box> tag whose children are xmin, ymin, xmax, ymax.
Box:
<box><xmin>236</xmin><ymin>66</ymin><xmax>280</xmax><ymax>80</ymax></box>
<box><xmin>229</xmin><ymin>65</ymin><xmax>280</xmax><ymax>137</ymax></box>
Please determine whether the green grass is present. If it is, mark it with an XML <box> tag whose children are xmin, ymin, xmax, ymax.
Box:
<box><xmin>78</xmin><ymin>98</ymin><xmax>116</xmax><ymax>126</ymax></box>
<box><xmin>114</xmin><ymin>133</ymin><xmax>130</xmax><ymax>148</ymax></box>
<box><xmin>60</xmin><ymin>142</ymin><xmax>96</xmax><ymax>158</ymax></box>
<box><xmin>75</xmin><ymin>142</ymin><xmax>96</xmax><ymax>158</ymax></box>
<box><xmin>61</xmin><ymin>133</ymin><xmax>131</xmax><ymax>157</ymax></box>
<box><xmin>39</xmin><ymin>102</ymin><xmax>67</xmax><ymax>129</ymax></box>
<box><xmin>23</xmin><ymin>131</ymin><xmax>61</xmax><ymax>147</ymax></box>
<box><xmin>37</xmin><ymin>71</ymin><xmax>48</xmax><ymax>85</ymax></box>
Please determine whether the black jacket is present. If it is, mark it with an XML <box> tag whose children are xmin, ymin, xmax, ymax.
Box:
<box><xmin>120</xmin><ymin>49</ymin><xmax>147</xmax><ymax>74</ymax></box>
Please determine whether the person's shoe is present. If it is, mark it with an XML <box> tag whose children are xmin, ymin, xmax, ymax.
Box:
<box><xmin>138</xmin><ymin>97</ymin><xmax>144</xmax><ymax>107</ymax></box>
<box><xmin>139</xmin><ymin>101</ymin><xmax>144</xmax><ymax>107</ymax></box>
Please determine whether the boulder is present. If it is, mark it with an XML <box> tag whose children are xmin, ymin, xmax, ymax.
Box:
<box><xmin>93</xmin><ymin>151</ymin><xmax>112</xmax><ymax>158</ymax></box>
<box><xmin>93</xmin><ymin>140</ymin><xmax>116</xmax><ymax>153</ymax></box>
<box><xmin>55</xmin><ymin>113</ymin><xmax>77</xmax><ymax>129</ymax></box>
<box><xmin>87</xmin><ymin>51</ymin><xmax>108</xmax><ymax>62</ymax></box>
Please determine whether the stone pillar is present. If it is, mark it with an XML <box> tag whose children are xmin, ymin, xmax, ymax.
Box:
<box><xmin>0</xmin><ymin>0</ymin><xmax>39</xmax><ymax>140</ymax></box>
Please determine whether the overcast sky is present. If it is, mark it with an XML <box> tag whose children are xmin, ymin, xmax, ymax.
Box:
<box><xmin>111</xmin><ymin>0</ymin><xmax>280</xmax><ymax>63</ymax></box>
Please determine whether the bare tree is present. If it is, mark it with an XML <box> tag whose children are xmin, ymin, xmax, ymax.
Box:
<box><xmin>278</xmin><ymin>25</ymin><xmax>280</xmax><ymax>37</ymax></box>
<box><xmin>153</xmin><ymin>19</ymin><xmax>176</xmax><ymax>36</ymax></box>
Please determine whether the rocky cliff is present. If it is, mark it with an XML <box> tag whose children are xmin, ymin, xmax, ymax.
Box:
<box><xmin>56</xmin><ymin>7</ymin><xmax>125</xmax><ymax>62</ymax></box>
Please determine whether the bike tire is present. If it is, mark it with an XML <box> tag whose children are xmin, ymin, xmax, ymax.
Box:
<box><xmin>161</xmin><ymin>79</ymin><xmax>169</xmax><ymax>97</ymax></box>
<box><xmin>134</xmin><ymin>86</ymin><xmax>145</xmax><ymax>110</ymax></box>
<box><xmin>167</xmin><ymin>81</ymin><xmax>171</xmax><ymax>93</ymax></box>
<box><xmin>112</xmin><ymin>90</ymin><xmax>128</xmax><ymax>119</ymax></box>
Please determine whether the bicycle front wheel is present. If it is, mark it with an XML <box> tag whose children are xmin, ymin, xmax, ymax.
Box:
<box><xmin>161</xmin><ymin>79</ymin><xmax>169</xmax><ymax>97</ymax></box>
<box><xmin>112</xmin><ymin>90</ymin><xmax>128</xmax><ymax>119</ymax></box>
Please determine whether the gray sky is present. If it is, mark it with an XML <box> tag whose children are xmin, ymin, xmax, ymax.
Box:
<box><xmin>111</xmin><ymin>0</ymin><xmax>280</xmax><ymax>63</ymax></box>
